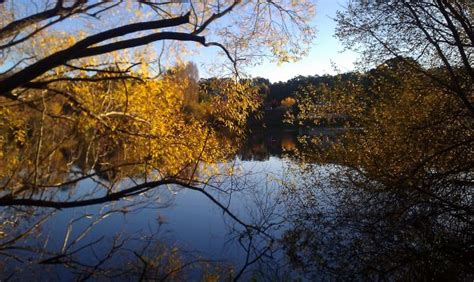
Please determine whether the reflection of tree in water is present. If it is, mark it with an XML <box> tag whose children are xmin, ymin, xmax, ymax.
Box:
<box><xmin>0</xmin><ymin>202</ymin><xmax>233</xmax><ymax>280</ymax></box>
<box><xmin>238</xmin><ymin>130</ymin><xmax>299</xmax><ymax>161</ymax></box>
<box><xmin>0</xmin><ymin>131</ymin><xmax>265</xmax><ymax>280</ymax></box>
<box><xmin>281</xmin><ymin>165</ymin><xmax>473</xmax><ymax>280</ymax></box>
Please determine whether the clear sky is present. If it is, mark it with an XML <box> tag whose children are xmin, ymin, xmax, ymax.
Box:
<box><xmin>248</xmin><ymin>0</ymin><xmax>358</xmax><ymax>82</ymax></box>
<box><xmin>2</xmin><ymin>0</ymin><xmax>357</xmax><ymax>83</ymax></box>
<box><xmin>188</xmin><ymin>0</ymin><xmax>358</xmax><ymax>82</ymax></box>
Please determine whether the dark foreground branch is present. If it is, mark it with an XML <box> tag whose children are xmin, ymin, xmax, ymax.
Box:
<box><xmin>0</xmin><ymin>13</ymin><xmax>192</xmax><ymax>99</ymax></box>
<box><xmin>0</xmin><ymin>177</ymin><xmax>273</xmax><ymax>241</ymax></box>
<box><xmin>0</xmin><ymin>179</ymin><xmax>176</xmax><ymax>208</ymax></box>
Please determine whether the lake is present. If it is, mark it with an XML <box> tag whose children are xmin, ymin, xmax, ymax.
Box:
<box><xmin>0</xmin><ymin>129</ymin><xmax>471</xmax><ymax>281</ymax></box>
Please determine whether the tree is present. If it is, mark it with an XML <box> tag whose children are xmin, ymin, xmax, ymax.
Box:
<box><xmin>280</xmin><ymin>96</ymin><xmax>296</xmax><ymax>108</ymax></box>
<box><xmin>0</xmin><ymin>0</ymin><xmax>316</xmax><ymax>205</ymax></box>
<box><xmin>284</xmin><ymin>58</ymin><xmax>473</xmax><ymax>279</ymax></box>
<box><xmin>288</xmin><ymin>3</ymin><xmax>474</xmax><ymax>272</ymax></box>
<box><xmin>0</xmin><ymin>1</ymin><xmax>315</xmax><ymax>278</ymax></box>
<box><xmin>335</xmin><ymin>0</ymin><xmax>473</xmax><ymax>115</ymax></box>
<box><xmin>292</xmin><ymin>0</ymin><xmax>473</xmax><ymax>232</ymax></box>
<box><xmin>0</xmin><ymin>0</ymin><xmax>315</xmax><ymax>100</ymax></box>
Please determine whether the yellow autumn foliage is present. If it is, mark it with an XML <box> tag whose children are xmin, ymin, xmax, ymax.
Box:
<box><xmin>294</xmin><ymin>61</ymin><xmax>472</xmax><ymax>188</ymax></box>
<box><xmin>281</xmin><ymin>97</ymin><xmax>296</xmax><ymax>108</ymax></box>
<box><xmin>0</xmin><ymin>61</ymin><xmax>260</xmax><ymax>194</ymax></box>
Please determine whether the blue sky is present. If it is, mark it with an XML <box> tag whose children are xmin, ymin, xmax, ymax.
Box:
<box><xmin>187</xmin><ymin>0</ymin><xmax>358</xmax><ymax>82</ymax></box>
<box><xmin>248</xmin><ymin>0</ymin><xmax>357</xmax><ymax>82</ymax></box>
<box><xmin>2</xmin><ymin>0</ymin><xmax>357</xmax><ymax>83</ymax></box>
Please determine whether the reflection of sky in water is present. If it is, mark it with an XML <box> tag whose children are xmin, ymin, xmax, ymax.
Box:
<box><xmin>157</xmin><ymin>157</ymin><xmax>287</xmax><ymax>260</ymax></box>
<box><xmin>1</xmin><ymin>130</ymin><xmax>344</xmax><ymax>279</ymax></box>
<box><xmin>23</xmin><ymin>156</ymin><xmax>298</xmax><ymax>279</ymax></box>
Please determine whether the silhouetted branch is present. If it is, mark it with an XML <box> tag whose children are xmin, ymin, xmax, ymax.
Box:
<box><xmin>0</xmin><ymin>13</ymin><xmax>192</xmax><ymax>99</ymax></box>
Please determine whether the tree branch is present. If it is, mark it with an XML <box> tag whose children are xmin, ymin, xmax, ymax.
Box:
<box><xmin>0</xmin><ymin>13</ymin><xmax>192</xmax><ymax>99</ymax></box>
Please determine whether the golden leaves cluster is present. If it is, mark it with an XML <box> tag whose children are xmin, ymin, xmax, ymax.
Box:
<box><xmin>294</xmin><ymin>63</ymin><xmax>472</xmax><ymax>186</ymax></box>
<box><xmin>0</xmin><ymin>61</ymin><xmax>260</xmax><ymax>193</ymax></box>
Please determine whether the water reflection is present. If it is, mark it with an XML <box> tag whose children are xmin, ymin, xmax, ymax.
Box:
<box><xmin>238</xmin><ymin>130</ymin><xmax>299</xmax><ymax>161</ymax></box>
<box><xmin>0</xmin><ymin>127</ymin><xmax>472</xmax><ymax>280</ymax></box>
<box><xmin>281</xmin><ymin>164</ymin><xmax>473</xmax><ymax>280</ymax></box>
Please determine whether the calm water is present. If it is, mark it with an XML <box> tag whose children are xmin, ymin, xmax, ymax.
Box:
<box><xmin>0</xmin><ymin>130</ymin><xmax>304</xmax><ymax>280</ymax></box>
<box><xmin>1</xmin><ymin>129</ymin><xmax>471</xmax><ymax>280</ymax></box>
